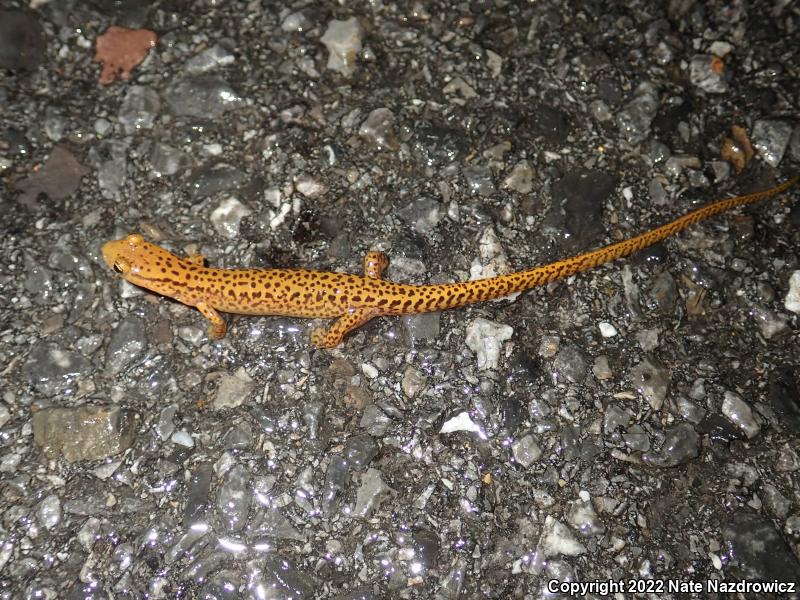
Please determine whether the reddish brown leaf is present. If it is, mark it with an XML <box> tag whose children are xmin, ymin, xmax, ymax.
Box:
<box><xmin>94</xmin><ymin>26</ymin><xmax>157</xmax><ymax>85</ymax></box>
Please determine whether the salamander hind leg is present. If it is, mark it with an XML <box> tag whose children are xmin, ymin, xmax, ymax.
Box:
<box><xmin>196</xmin><ymin>302</ymin><xmax>227</xmax><ymax>339</ymax></box>
<box><xmin>311</xmin><ymin>309</ymin><xmax>378</xmax><ymax>348</ymax></box>
<box><xmin>364</xmin><ymin>251</ymin><xmax>389</xmax><ymax>279</ymax></box>
<box><xmin>186</xmin><ymin>254</ymin><xmax>206</xmax><ymax>266</ymax></box>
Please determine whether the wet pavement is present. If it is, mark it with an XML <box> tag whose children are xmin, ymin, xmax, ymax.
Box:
<box><xmin>2</xmin><ymin>1</ymin><xmax>800</xmax><ymax>598</ymax></box>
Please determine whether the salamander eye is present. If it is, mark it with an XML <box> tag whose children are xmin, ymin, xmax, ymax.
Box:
<box><xmin>126</xmin><ymin>234</ymin><xmax>144</xmax><ymax>246</ymax></box>
<box><xmin>112</xmin><ymin>258</ymin><xmax>131</xmax><ymax>275</ymax></box>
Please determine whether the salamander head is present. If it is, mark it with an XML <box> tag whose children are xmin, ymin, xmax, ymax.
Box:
<box><xmin>102</xmin><ymin>233</ymin><xmax>184</xmax><ymax>292</ymax></box>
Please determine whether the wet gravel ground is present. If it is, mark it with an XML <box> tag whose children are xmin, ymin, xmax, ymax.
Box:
<box><xmin>2</xmin><ymin>1</ymin><xmax>800</xmax><ymax>598</ymax></box>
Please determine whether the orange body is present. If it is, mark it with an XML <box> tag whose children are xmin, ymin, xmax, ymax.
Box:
<box><xmin>102</xmin><ymin>177</ymin><xmax>798</xmax><ymax>347</ymax></box>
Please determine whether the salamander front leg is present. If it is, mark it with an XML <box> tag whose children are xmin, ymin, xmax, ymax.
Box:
<box><xmin>311</xmin><ymin>309</ymin><xmax>378</xmax><ymax>348</ymax></box>
<box><xmin>196</xmin><ymin>302</ymin><xmax>227</xmax><ymax>339</ymax></box>
<box><xmin>364</xmin><ymin>251</ymin><xmax>389</xmax><ymax>279</ymax></box>
<box><xmin>186</xmin><ymin>254</ymin><xmax>205</xmax><ymax>266</ymax></box>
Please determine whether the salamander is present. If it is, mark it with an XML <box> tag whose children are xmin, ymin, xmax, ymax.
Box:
<box><xmin>102</xmin><ymin>176</ymin><xmax>798</xmax><ymax>347</ymax></box>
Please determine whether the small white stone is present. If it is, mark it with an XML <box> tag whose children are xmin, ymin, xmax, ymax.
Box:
<box><xmin>171</xmin><ymin>430</ymin><xmax>194</xmax><ymax>448</ymax></box>
<box><xmin>213</xmin><ymin>367</ymin><xmax>256</xmax><ymax>410</ymax></box>
<box><xmin>721</xmin><ymin>391</ymin><xmax>760</xmax><ymax>439</ymax></box>
<box><xmin>465</xmin><ymin>317</ymin><xmax>513</xmax><ymax>370</ymax></box>
<box><xmin>210</xmin><ymin>197</ymin><xmax>252</xmax><ymax>238</ymax></box>
<box><xmin>538</xmin><ymin>516</ymin><xmax>587</xmax><ymax>558</ymax></box>
<box><xmin>598</xmin><ymin>322</ymin><xmax>618</xmax><ymax>337</ymax></box>
<box><xmin>440</xmin><ymin>411</ymin><xmax>484</xmax><ymax>437</ymax></box>
<box><xmin>320</xmin><ymin>17</ymin><xmax>363</xmax><ymax>76</ymax></box>
<box><xmin>295</xmin><ymin>174</ymin><xmax>328</xmax><ymax>198</ymax></box>
<box><xmin>709</xmin><ymin>41</ymin><xmax>733</xmax><ymax>57</ymax></box>
<box><xmin>360</xmin><ymin>363</ymin><xmax>379</xmax><ymax>379</ymax></box>
<box><xmin>784</xmin><ymin>271</ymin><xmax>800</xmax><ymax>314</ymax></box>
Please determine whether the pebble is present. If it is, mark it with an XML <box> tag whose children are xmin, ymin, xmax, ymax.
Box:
<box><xmin>503</xmin><ymin>160</ymin><xmax>534</xmax><ymax>194</ymax></box>
<box><xmin>212</xmin><ymin>368</ymin><xmax>256</xmax><ymax>410</ymax></box>
<box><xmin>155</xmin><ymin>404</ymin><xmax>177</xmax><ymax>440</ymax></box>
<box><xmin>358</xmin><ymin>108</ymin><xmax>398</xmax><ymax>150</ymax></box>
<box><xmin>642</xmin><ymin>423</ymin><xmax>699</xmax><ymax>467</ymax></box>
<box><xmin>163</xmin><ymin>75</ymin><xmax>243</xmax><ymax>118</ymax></box>
<box><xmin>150</xmin><ymin>143</ymin><xmax>191</xmax><ymax>177</ymax></box>
<box><xmin>184</xmin><ymin>462</ymin><xmax>213</xmax><ymax>526</ymax></box>
<box><xmin>24</xmin><ymin>342</ymin><xmax>91</xmax><ymax>396</ymax></box>
<box><xmin>751</xmin><ymin>119</ymin><xmax>792</xmax><ymax>167</ymax></box>
<box><xmin>319</xmin><ymin>17</ymin><xmax>363</xmax><ymax>76</ymax></box>
<box><xmin>722</xmin><ymin>511</ymin><xmax>800</xmax><ymax>581</ymax></box>
<box><xmin>360</xmin><ymin>404</ymin><xmax>391</xmax><ymax>437</ymax></box>
<box><xmin>216</xmin><ymin>464</ymin><xmax>250</xmax><ymax>532</ymax></box>
<box><xmin>646</xmin><ymin>272</ymin><xmax>678</xmax><ymax>313</ymax></box>
<box><xmin>401</xmin><ymin>313</ymin><xmax>441</xmax><ymax>345</ymax></box>
<box><xmin>552</xmin><ymin>345</ymin><xmax>589</xmax><ymax>384</ymax></box>
<box><xmin>189</xmin><ymin>163</ymin><xmax>247</xmax><ymax>198</ymax></box>
<box><xmin>465</xmin><ymin>317</ymin><xmax>513</xmax><ymax>370</ymax></box>
<box><xmin>118</xmin><ymin>85</ymin><xmax>160</xmax><ymax>134</ymax></box>
<box><xmin>750</xmin><ymin>306</ymin><xmax>788</xmax><ymax>339</ymax></box>
<box><xmin>721</xmin><ymin>391</ymin><xmax>760</xmax><ymax>439</ymax></box>
<box><xmin>635</xmin><ymin>328</ymin><xmax>660</xmax><ymax>352</ymax></box>
<box><xmin>32</xmin><ymin>404</ymin><xmax>138</xmax><ymax>462</ymax></box>
<box><xmin>672</xmin><ymin>396</ymin><xmax>707</xmax><ymax>424</ymax></box>
<box><xmin>210</xmin><ymin>196</ymin><xmax>252</xmax><ymax>238</ymax></box>
<box><xmin>295</xmin><ymin>174</ymin><xmax>328</xmax><ymax>198</ymax></box>
<box><xmin>94</xmin><ymin>26</ymin><xmax>157</xmax><ymax>85</ymax></box>
<box><xmin>469</xmin><ymin>227</ymin><xmax>514</xmax><ymax>287</ymax></box>
<box><xmin>616</xmin><ymin>82</ymin><xmax>659</xmax><ymax>145</ymax></box>
<box><xmin>462</xmin><ymin>165</ymin><xmax>495</xmax><ymax>197</ymax></box>
<box><xmin>401</xmin><ymin>366</ymin><xmax>427</xmax><ymax>398</ymax></box>
<box><xmin>353</xmin><ymin>468</ymin><xmax>392</xmax><ymax>518</ymax></box>
<box><xmin>412</xmin><ymin>123</ymin><xmax>468</xmax><ymax>167</ymax></box>
<box><xmin>281</xmin><ymin>11</ymin><xmax>313</xmax><ymax>33</ymax></box>
<box><xmin>90</xmin><ymin>139</ymin><xmax>129</xmax><ymax>199</ymax></box>
<box><xmin>689</xmin><ymin>54</ymin><xmax>728</xmax><ymax>93</ymax></box>
<box><xmin>185</xmin><ymin>44</ymin><xmax>235</xmax><ymax>74</ymax></box>
<box><xmin>592</xmin><ymin>356</ymin><xmax>613</xmax><ymax>380</ymax></box>
<box><xmin>784</xmin><ymin>271</ymin><xmax>800</xmax><ymax>314</ymax></box>
<box><xmin>323</xmin><ymin>434</ymin><xmax>378</xmax><ymax>512</ymax></box>
<box><xmin>440</xmin><ymin>411</ymin><xmax>484</xmax><ymax>437</ymax></box>
<box><xmin>396</xmin><ymin>197</ymin><xmax>443</xmax><ymax>234</ymax></box>
<box><xmin>171</xmin><ymin>430</ymin><xmax>194</xmax><ymax>448</ymax></box>
<box><xmin>604</xmin><ymin>404</ymin><xmax>633</xmax><ymax>433</ymax></box>
<box><xmin>775</xmin><ymin>443</ymin><xmax>800</xmax><ymax>472</ymax></box>
<box><xmin>629</xmin><ymin>357</ymin><xmax>670</xmax><ymax>410</ymax></box>
<box><xmin>105</xmin><ymin>316</ymin><xmax>147</xmax><ymax>375</ymax></box>
<box><xmin>15</xmin><ymin>146</ymin><xmax>89</xmax><ymax>207</ymax></box>
<box><xmin>598</xmin><ymin>322</ymin><xmax>617</xmax><ymax>337</ymax></box>
<box><xmin>761</xmin><ymin>483</ymin><xmax>791</xmax><ymax>519</ymax></box>
<box><xmin>566</xmin><ymin>499</ymin><xmax>605</xmax><ymax>536</ymax></box>
<box><xmin>511</xmin><ymin>434</ymin><xmax>542</xmax><ymax>467</ymax></box>
<box><xmin>37</xmin><ymin>495</ymin><xmax>62</xmax><ymax>531</ymax></box>
<box><xmin>538</xmin><ymin>516</ymin><xmax>587</xmax><ymax>558</ymax></box>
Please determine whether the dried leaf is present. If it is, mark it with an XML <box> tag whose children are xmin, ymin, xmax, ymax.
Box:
<box><xmin>94</xmin><ymin>26</ymin><xmax>157</xmax><ymax>85</ymax></box>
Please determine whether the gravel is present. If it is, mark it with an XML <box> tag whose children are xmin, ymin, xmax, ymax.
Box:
<box><xmin>2</xmin><ymin>1</ymin><xmax>800</xmax><ymax>598</ymax></box>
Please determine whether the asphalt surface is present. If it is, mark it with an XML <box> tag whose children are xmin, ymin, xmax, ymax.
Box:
<box><xmin>1</xmin><ymin>1</ymin><xmax>799</xmax><ymax>598</ymax></box>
